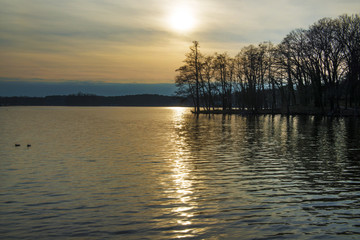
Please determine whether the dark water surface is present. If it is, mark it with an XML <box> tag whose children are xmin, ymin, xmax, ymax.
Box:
<box><xmin>1</xmin><ymin>107</ymin><xmax>360</xmax><ymax>239</ymax></box>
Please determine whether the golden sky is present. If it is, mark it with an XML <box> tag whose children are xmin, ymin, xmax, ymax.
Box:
<box><xmin>1</xmin><ymin>0</ymin><xmax>359</xmax><ymax>84</ymax></box>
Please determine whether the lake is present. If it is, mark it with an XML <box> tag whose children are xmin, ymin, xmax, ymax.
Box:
<box><xmin>1</xmin><ymin>106</ymin><xmax>360</xmax><ymax>239</ymax></box>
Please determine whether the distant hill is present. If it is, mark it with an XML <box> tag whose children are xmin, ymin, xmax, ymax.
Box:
<box><xmin>0</xmin><ymin>94</ymin><xmax>191</xmax><ymax>107</ymax></box>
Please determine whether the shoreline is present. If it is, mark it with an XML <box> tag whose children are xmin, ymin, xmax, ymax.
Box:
<box><xmin>193</xmin><ymin>108</ymin><xmax>360</xmax><ymax>117</ymax></box>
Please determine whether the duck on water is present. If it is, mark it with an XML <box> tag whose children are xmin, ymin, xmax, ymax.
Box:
<box><xmin>14</xmin><ymin>144</ymin><xmax>31</xmax><ymax>147</ymax></box>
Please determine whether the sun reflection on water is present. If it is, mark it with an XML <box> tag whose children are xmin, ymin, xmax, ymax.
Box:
<box><xmin>168</xmin><ymin>107</ymin><xmax>199</xmax><ymax>238</ymax></box>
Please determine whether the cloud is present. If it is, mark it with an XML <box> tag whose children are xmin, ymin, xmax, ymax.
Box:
<box><xmin>0</xmin><ymin>0</ymin><xmax>359</xmax><ymax>83</ymax></box>
<box><xmin>0</xmin><ymin>0</ymin><xmax>191</xmax><ymax>82</ymax></box>
<box><xmin>194</xmin><ymin>0</ymin><xmax>360</xmax><ymax>45</ymax></box>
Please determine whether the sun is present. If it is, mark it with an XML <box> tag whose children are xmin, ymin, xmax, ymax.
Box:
<box><xmin>169</xmin><ymin>5</ymin><xmax>196</xmax><ymax>33</ymax></box>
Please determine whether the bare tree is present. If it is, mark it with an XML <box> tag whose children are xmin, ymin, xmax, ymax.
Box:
<box><xmin>200</xmin><ymin>55</ymin><xmax>216</xmax><ymax>111</ymax></box>
<box><xmin>176</xmin><ymin>41</ymin><xmax>203</xmax><ymax>113</ymax></box>
<box><xmin>337</xmin><ymin>14</ymin><xmax>360</xmax><ymax>109</ymax></box>
<box><xmin>175</xmin><ymin>65</ymin><xmax>196</xmax><ymax>109</ymax></box>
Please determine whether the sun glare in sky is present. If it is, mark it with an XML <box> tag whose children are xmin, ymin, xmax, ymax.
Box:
<box><xmin>168</xmin><ymin>4</ymin><xmax>197</xmax><ymax>33</ymax></box>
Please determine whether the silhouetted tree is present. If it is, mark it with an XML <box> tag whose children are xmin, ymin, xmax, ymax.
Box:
<box><xmin>175</xmin><ymin>65</ymin><xmax>197</xmax><ymax>108</ymax></box>
<box><xmin>199</xmin><ymin>55</ymin><xmax>216</xmax><ymax>111</ymax></box>
<box><xmin>187</xmin><ymin>41</ymin><xmax>202</xmax><ymax>113</ymax></box>
<box><xmin>175</xmin><ymin>41</ymin><xmax>204</xmax><ymax>112</ymax></box>
<box><xmin>337</xmin><ymin>14</ymin><xmax>360</xmax><ymax>109</ymax></box>
<box><xmin>213</xmin><ymin>52</ymin><xmax>234</xmax><ymax>111</ymax></box>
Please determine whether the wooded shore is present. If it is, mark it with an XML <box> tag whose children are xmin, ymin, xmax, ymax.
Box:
<box><xmin>175</xmin><ymin>14</ymin><xmax>360</xmax><ymax>118</ymax></box>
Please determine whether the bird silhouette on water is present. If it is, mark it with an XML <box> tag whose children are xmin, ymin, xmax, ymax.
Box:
<box><xmin>14</xmin><ymin>144</ymin><xmax>32</xmax><ymax>147</ymax></box>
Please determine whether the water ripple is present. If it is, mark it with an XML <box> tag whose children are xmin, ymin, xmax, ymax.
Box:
<box><xmin>0</xmin><ymin>107</ymin><xmax>360</xmax><ymax>239</ymax></box>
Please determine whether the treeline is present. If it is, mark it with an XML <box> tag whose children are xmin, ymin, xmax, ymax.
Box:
<box><xmin>175</xmin><ymin>14</ymin><xmax>360</xmax><ymax>115</ymax></box>
<box><xmin>0</xmin><ymin>93</ymin><xmax>188</xmax><ymax>106</ymax></box>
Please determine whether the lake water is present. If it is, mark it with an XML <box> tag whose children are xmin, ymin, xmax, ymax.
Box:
<box><xmin>1</xmin><ymin>107</ymin><xmax>360</xmax><ymax>239</ymax></box>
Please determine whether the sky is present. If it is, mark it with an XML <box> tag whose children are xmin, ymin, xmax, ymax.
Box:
<box><xmin>1</xmin><ymin>0</ymin><xmax>360</xmax><ymax>95</ymax></box>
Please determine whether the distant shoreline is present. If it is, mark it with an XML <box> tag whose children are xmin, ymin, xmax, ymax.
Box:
<box><xmin>0</xmin><ymin>94</ymin><xmax>191</xmax><ymax>107</ymax></box>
